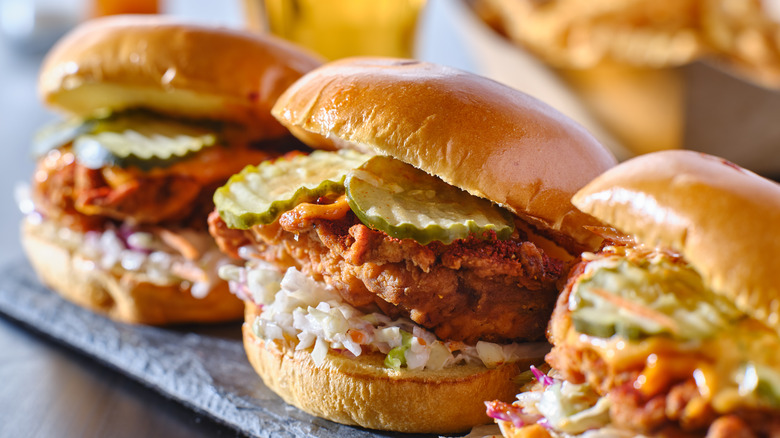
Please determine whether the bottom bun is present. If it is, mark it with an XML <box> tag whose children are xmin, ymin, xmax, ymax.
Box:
<box><xmin>243</xmin><ymin>301</ymin><xmax>535</xmax><ymax>434</ymax></box>
<box><xmin>21</xmin><ymin>219</ymin><xmax>243</xmax><ymax>325</ymax></box>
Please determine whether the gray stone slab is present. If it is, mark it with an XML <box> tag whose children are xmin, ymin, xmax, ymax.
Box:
<box><xmin>0</xmin><ymin>258</ymin><xmax>432</xmax><ymax>438</ymax></box>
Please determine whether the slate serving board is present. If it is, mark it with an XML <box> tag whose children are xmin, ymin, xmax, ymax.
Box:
<box><xmin>0</xmin><ymin>258</ymin><xmax>434</xmax><ymax>438</ymax></box>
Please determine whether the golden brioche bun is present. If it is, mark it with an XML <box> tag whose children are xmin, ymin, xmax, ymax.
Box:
<box><xmin>242</xmin><ymin>301</ymin><xmax>539</xmax><ymax>434</ymax></box>
<box><xmin>572</xmin><ymin>150</ymin><xmax>780</xmax><ymax>334</ymax></box>
<box><xmin>39</xmin><ymin>15</ymin><xmax>322</xmax><ymax>139</ymax></box>
<box><xmin>22</xmin><ymin>220</ymin><xmax>243</xmax><ymax>325</ymax></box>
<box><xmin>271</xmin><ymin>57</ymin><xmax>616</xmax><ymax>251</ymax></box>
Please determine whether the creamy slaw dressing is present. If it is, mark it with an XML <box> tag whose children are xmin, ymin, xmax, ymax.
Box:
<box><xmin>220</xmin><ymin>255</ymin><xmax>547</xmax><ymax>370</ymax></box>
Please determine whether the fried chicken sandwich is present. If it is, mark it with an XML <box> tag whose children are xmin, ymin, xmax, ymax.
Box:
<box><xmin>21</xmin><ymin>16</ymin><xmax>321</xmax><ymax>324</ymax></box>
<box><xmin>488</xmin><ymin>150</ymin><xmax>780</xmax><ymax>438</ymax></box>
<box><xmin>209</xmin><ymin>57</ymin><xmax>616</xmax><ymax>433</ymax></box>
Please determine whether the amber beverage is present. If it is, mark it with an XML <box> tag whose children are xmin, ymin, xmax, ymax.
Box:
<box><xmin>91</xmin><ymin>0</ymin><xmax>158</xmax><ymax>17</ymax></box>
<box><xmin>248</xmin><ymin>0</ymin><xmax>426</xmax><ymax>59</ymax></box>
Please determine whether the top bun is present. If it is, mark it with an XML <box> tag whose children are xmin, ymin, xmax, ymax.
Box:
<box><xmin>573</xmin><ymin>150</ymin><xmax>780</xmax><ymax>333</ymax></box>
<box><xmin>39</xmin><ymin>15</ymin><xmax>323</xmax><ymax>139</ymax></box>
<box><xmin>271</xmin><ymin>57</ymin><xmax>616</xmax><ymax>250</ymax></box>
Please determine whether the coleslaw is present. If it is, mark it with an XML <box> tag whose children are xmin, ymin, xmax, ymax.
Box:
<box><xmin>219</xmin><ymin>257</ymin><xmax>548</xmax><ymax>370</ymax></box>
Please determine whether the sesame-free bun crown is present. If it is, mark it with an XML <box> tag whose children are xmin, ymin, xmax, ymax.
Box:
<box><xmin>271</xmin><ymin>57</ymin><xmax>616</xmax><ymax>250</ymax></box>
<box><xmin>39</xmin><ymin>15</ymin><xmax>322</xmax><ymax>138</ymax></box>
<box><xmin>573</xmin><ymin>150</ymin><xmax>780</xmax><ymax>333</ymax></box>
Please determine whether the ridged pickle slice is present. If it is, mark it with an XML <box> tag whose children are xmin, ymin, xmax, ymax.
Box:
<box><xmin>73</xmin><ymin>113</ymin><xmax>219</xmax><ymax>170</ymax></box>
<box><xmin>570</xmin><ymin>255</ymin><xmax>743</xmax><ymax>341</ymax></box>
<box><xmin>345</xmin><ymin>156</ymin><xmax>515</xmax><ymax>245</ymax></box>
<box><xmin>214</xmin><ymin>150</ymin><xmax>371</xmax><ymax>230</ymax></box>
<box><xmin>32</xmin><ymin>117</ymin><xmax>97</xmax><ymax>157</ymax></box>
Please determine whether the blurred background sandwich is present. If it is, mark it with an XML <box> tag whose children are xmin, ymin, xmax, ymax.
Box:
<box><xmin>21</xmin><ymin>15</ymin><xmax>321</xmax><ymax>324</ymax></box>
<box><xmin>488</xmin><ymin>150</ymin><xmax>780</xmax><ymax>438</ymax></box>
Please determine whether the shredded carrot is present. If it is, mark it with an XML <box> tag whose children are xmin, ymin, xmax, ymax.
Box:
<box><xmin>157</xmin><ymin>228</ymin><xmax>202</xmax><ymax>260</ymax></box>
<box><xmin>348</xmin><ymin>330</ymin><xmax>367</xmax><ymax>344</ymax></box>
<box><xmin>589</xmin><ymin>287</ymin><xmax>680</xmax><ymax>336</ymax></box>
<box><xmin>170</xmin><ymin>262</ymin><xmax>208</xmax><ymax>283</ymax></box>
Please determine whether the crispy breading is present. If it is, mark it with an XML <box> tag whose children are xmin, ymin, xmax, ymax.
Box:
<box><xmin>33</xmin><ymin>144</ymin><xmax>279</xmax><ymax>229</ymax></box>
<box><xmin>211</xmin><ymin>207</ymin><xmax>567</xmax><ymax>344</ymax></box>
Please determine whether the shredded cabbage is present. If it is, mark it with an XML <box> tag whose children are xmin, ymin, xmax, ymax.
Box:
<box><xmin>537</xmin><ymin>380</ymin><xmax>611</xmax><ymax>434</ymax></box>
<box><xmin>501</xmin><ymin>367</ymin><xmax>612</xmax><ymax>436</ymax></box>
<box><xmin>485</xmin><ymin>400</ymin><xmax>540</xmax><ymax>428</ymax></box>
<box><xmin>221</xmin><ymin>258</ymin><xmax>544</xmax><ymax>370</ymax></box>
<box><xmin>26</xmin><ymin>217</ymin><xmax>228</xmax><ymax>298</ymax></box>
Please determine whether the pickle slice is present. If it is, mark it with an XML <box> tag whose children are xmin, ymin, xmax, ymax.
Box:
<box><xmin>572</xmin><ymin>310</ymin><xmax>646</xmax><ymax>340</ymax></box>
<box><xmin>345</xmin><ymin>156</ymin><xmax>515</xmax><ymax>245</ymax></box>
<box><xmin>73</xmin><ymin>115</ymin><xmax>219</xmax><ymax>170</ymax></box>
<box><xmin>570</xmin><ymin>255</ymin><xmax>742</xmax><ymax>341</ymax></box>
<box><xmin>32</xmin><ymin>118</ymin><xmax>97</xmax><ymax>157</ymax></box>
<box><xmin>214</xmin><ymin>150</ymin><xmax>370</xmax><ymax>229</ymax></box>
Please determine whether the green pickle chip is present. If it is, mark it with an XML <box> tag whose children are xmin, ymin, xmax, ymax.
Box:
<box><xmin>32</xmin><ymin>118</ymin><xmax>97</xmax><ymax>157</ymax></box>
<box><xmin>570</xmin><ymin>255</ymin><xmax>743</xmax><ymax>341</ymax></box>
<box><xmin>214</xmin><ymin>150</ymin><xmax>370</xmax><ymax>229</ymax></box>
<box><xmin>73</xmin><ymin>114</ymin><xmax>219</xmax><ymax>170</ymax></box>
<box><xmin>345</xmin><ymin>156</ymin><xmax>515</xmax><ymax>245</ymax></box>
